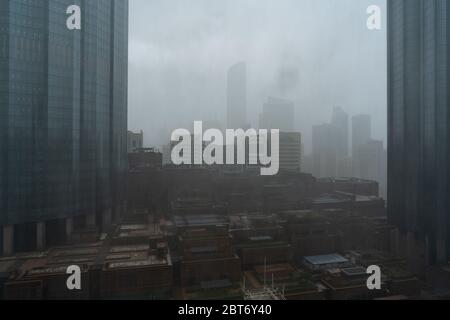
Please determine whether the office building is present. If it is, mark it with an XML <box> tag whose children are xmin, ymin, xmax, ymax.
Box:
<box><xmin>128</xmin><ymin>130</ymin><xmax>144</xmax><ymax>153</ymax></box>
<box><xmin>312</xmin><ymin>124</ymin><xmax>339</xmax><ymax>178</ymax></box>
<box><xmin>259</xmin><ymin>97</ymin><xmax>295</xmax><ymax>132</ymax></box>
<box><xmin>0</xmin><ymin>0</ymin><xmax>129</xmax><ymax>255</ymax></box>
<box><xmin>279</xmin><ymin>133</ymin><xmax>302</xmax><ymax>173</ymax></box>
<box><xmin>352</xmin><ymin>115</ymin><xmax>371</xmax><ymax>157</ymax></box>
<box><xmin>353</xmin><ymin>140</ymin><xmax>387</xmax><ymax>199</ymax></box>
<box><xmin>388</xmin><ymin>0</ymin><xmax>450</xmax><ymax>266</ymax></box>
<box><xmin>128</xmin><ymin>148</ymin><xmax>162</xmax><ymax>171</ymax></box>
<box><xmin>331</xmin><ymin>107</ymin><xmax>349</xmax><ymax>160</ymax></box>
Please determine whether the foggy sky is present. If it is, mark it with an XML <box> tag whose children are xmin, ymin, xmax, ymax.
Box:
<box><xmin>128</xmin><ymin>0</ymin><xmax>387</xmax><ymax>153</ymax></box>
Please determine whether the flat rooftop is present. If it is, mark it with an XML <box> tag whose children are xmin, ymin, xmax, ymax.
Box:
<box><xmin>109</xmin><ymin>245</ymin><xmax>149</xmax><ymax>253</ymax></box>
<box><xmin>355</xmin><ymin>195</ymin><xmax>384</xmax><ymax>202</ymax></box>
<box><xmin>106</xmin><ymin>255</ymin><xmax>168</xmax><ymax>269</ymax></box>
<box><xmin>4</xmin><ymin>222</ymin><xmax>172</xmax><ymax>282</ymax></box>
<box><xmin>249</xmin><ymin>236</ymin><xmax>274</xmax><ymax>242</ymax></box>
<box><xmin>304</xmin><ymin>254</ymin><xmax>349</xmax><ymax>266</ymax></box>
<box><xmin>341</xmin><ymin>267</ymin><xmax>367</xmax><ymax>277</ymax></box>
<box><xmin>319</xmin><ymin>177</ymin><xmax>376</xmax><ymax>184</ymax></box>
<box><xmin>174</xmin><ymin>214</ymin><xmax>229</xmax><ymax>227</ymax></box>
<box><xmin>254</xmin><ymin>263</ymin><xmax>295</xmax><ymax>274</ymax></box>
<box><xmin>313</xmin><ymin>194</ymin><xmax>350</xmax><ymax>205</ymax></box>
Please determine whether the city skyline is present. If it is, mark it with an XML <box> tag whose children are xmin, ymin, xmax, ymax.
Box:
<box><xmin>2</xmin><ymin>0</ymin><xmax>450</xmax><ymax>303</ymax></box>
<box><xmin>128</xmin><ymin>0</ymin><xmax>387</xmax><ymax>153</ymax></box>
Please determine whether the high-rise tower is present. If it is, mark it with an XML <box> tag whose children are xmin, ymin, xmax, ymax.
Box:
<box><xmin>388</xmin><ymin>0</ymin><xmax>450</xmax><ymax>265</ymax></box>
<box><xmin>0</xmin><ymin>0</ymin><xmax>128</xmax><ymax>255</ymax></box>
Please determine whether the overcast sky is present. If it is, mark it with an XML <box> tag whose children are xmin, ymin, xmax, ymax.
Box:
<box><xmin>128</xmin><ymin>0</ymin><xmax>387</xmax><ymax>153</ymax></box>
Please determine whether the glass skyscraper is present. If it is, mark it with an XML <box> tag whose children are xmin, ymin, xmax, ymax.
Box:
<box><xmin>388</xmin><ymin>0</ymin><xmax>450</xmax><ymax>265</ymax></box>
<box><xmin>0</xmin><ymin>0</ymin><xmax>128</xmax><ymax>253</ymax></box>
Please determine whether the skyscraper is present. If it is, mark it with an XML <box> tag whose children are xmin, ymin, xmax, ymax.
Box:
<box><xmin>278</xmin><ymin>65</ymin><xmax>299</xmax><ymax>96</ymax></box>
<box><xmin>259</xmin><ymin>97</ymin><xmax>295</xmax><ymax>132</ymax></box>
<box><xmin>388</xmin><ymin>0</ymin><xmax>450</xmax><ymax>265</ymax></box>
<box><xmin>352</xmin><ymin>115</ymin><xmax>372</xmax><ymax>157</ymax></box>
<box><xmin>331</xmin><ymin>107</ymin><xmax>349</xmax><ymax>160</ymax></box>
<box><xmin>227</xmin><ymin>62</ymin><xmax>247</xmax><ymax>129</ymax></box>
<box><xmin>312</xmin><ymin>124</ymin><xmax>339</xmax><ymax>178</ymax></box>
<box><xmin>0</xmin><ymin>0</ymin><xmax>128</xmax><ymax>255</ymax></box>
<box><xmin>353</xmin><ymin>140</ymin><xmax>387</xmax><ymax>199</ymax></box>
<box><xmin>279</xmin><ymin>132</ymin><xmax>302</xmax><ymax>173</ymax></box>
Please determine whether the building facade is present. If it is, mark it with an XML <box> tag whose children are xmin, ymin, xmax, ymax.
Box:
<box><xmin>388</xmin><ymin>0</ymin><xmax>450</xmax><ymax>265</ymax></box>
<box><xmin>351</xmin><ymin>115</ymin><xmax>371</xmax><ymax>158</ymax></box>
<box><xmin>259</xmin><ymin>97</ymin><xmax>295</xmax><ymax>132</ymax></box>
<box><xmin>331</xmin><ymin>107</ymin><xmax>349</xmax><ymax>161</ymax></box>
<box><xmin>0</xmin><ymin>0</ymin><xmax>128</xmax><ymax>255</ymax></box>
<box><xmin>279</xmin><ymin>132</ymin><xmax>302</xmax><ymax>173</ymax></box>
<box><xmin>353</xmin><ymin>140</ymin><xmax>387</xmax><ymax>200</ymax></box>
<box><xmin>127</xmin><ymin>130</ymin><xmax>144</xmax><ymax>153</ymax></box>
<box><xmin>312</xmin><ymin>123</ymin><xmax>339</xmax><ymax>178</ymax></box>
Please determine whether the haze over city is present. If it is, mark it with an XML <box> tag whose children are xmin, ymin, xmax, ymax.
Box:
<box><xmin>128</xmin><ymin>0</ymin><xmax>387</xmax><ymax>153</ymax></box>
<box><xmin>3</xmin><ymin>0</ymin><xmax>450</xmax><ymax>304</ymax></box>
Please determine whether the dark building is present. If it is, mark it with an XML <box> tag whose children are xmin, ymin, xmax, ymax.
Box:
<box><xmin>2</xmin><ymin>223</ymin><xmax>173</xmax><ymax>300</ymax></box>
<box><xmin>0</xmin><ymin>0</ymin><xmax>129</xmax><ymax>255</ymax></box>
<box><xmin>388</xmin><ymin>0</ymin><xmax>450</xmax><ymax>265</ymax></box>
<box><xmin>176</xmin><ymin>225</ymin><xmax>242</xmax><ymax>298</ymax></box>
<box><xmin>128</xmin><ymin>148</ymin><xmax>162</xmax><ymax>171</ymax></box>
<box><xmin>316</xmin><ymin>178</ymin><xmax>380</xmax><ymax>197</ymax></box>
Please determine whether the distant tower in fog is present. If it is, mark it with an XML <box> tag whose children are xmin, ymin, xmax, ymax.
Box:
<box><xmin>352</xmin><ymin>115</ymin><xmax>372</xmax><ymax>157</ymax></box>
<box><xmin>312</xmin><ymin>124</ymin><xmax>339</xmax><ymax>178</ymax></box>
<box><xmin>259</xmin><ymin>97</ymin><xmax>295</xmax><ymax>132</ymax></box>
<box><xmin>227</xmin><ymin>62</ymin><xmax>247</xmax><ymax>129</ymax></box>
<box><xmin>353</xmin><ymin>139</ymin><xmax>387</xmax><ymax>199</ymax></box>
<box><xmin>331</xmin><ymin>107</ymin><xmax>349</xmax><ymax>160</ymax></box>
<box><xmin>278</xmin><ymin>66</ymin><xmax>299</xmax><ymax>96</ymax></box>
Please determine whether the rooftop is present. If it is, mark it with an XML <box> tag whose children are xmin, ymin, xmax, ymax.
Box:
<box><xmin>341</xmin><ymin>267</ymin><xmax>368</xmax><ymax>278</ymax></box>
<box><xmin>106</xmin><ymin>255</ymin><xmax>168</xmax><ymax>269</ymax></box>
<box><xmin>313</xmin><ymin>194</ymin><xmax>350</xmax><ymax>205</ymax></box>
<box><xmin>174</xmin><ymin>214</ymin><xmax>229</xmax><ymax>228</ymax></box>
<box><xmin>3</xmin><ymin>222</ymin><xmax>172</xmax><ymax>282</ymax></box>
<box><xmin>304</xmin><ymin>254</ymin><xmax>349</xmax><ymax>266</ymax></box>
